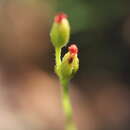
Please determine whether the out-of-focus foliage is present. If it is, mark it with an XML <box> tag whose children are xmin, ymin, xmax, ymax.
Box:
<box><xmin>56</xmin><ymin>0</ymin><xmax>130</xmax><ymax>32</ymax></box>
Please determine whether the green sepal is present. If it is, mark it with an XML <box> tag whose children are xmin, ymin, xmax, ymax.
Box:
<box><xmin>60</xmin><ymin>52</ymin><xmax>79</xmax><ymax>80</ymax></box>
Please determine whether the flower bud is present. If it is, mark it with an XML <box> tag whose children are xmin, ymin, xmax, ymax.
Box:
<box><xmin>60</xmin><ymin>44</ymin><xmax>79</xmax><ymax>80</ymax></box>
<box><xmin>50</xmin><ymin>13</ymin><xmax>70</xmax><ymax>48</ymax></box>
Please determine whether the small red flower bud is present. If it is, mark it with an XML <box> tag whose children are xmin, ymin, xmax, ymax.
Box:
<box><xmin>68</xmin><ymin>44</ymin><xmax>78</xmax><ymax>55</ymax></box>
<box><xmin>54</xmin><ymin>13</ymin><xmax>68</xmax><ymax>23</ymax></box>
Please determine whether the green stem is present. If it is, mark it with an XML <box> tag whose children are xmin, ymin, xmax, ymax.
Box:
<box><xmin>55</xmin><ymin>47</ymin><xmax>61</xmax><ymax>66</ymax></box>
<box><xmin>60</xmin><ymin>78</ymin><xmax>77</xmax><ymax>130</ymax></box>
<box><xmin>55</xmin><ymin>47</ymin><xmax>62</xmax><ymax>76</ymax></box>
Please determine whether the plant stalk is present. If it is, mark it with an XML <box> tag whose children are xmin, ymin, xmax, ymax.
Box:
<box><xmin>55</xmin><ymin>47</ymin><xmax>61</xmax><ymax>66</ymax></box>
<box><xmin>60</xmin><ymin>78</ymin><xmax>77</xmax><ymax>130</ymax></box>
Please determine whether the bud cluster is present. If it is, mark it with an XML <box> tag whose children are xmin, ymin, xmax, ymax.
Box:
<box><xmin>50</xmin><ymin>13</ymin><xmax>79</xmax><ymax>80</ymax></box>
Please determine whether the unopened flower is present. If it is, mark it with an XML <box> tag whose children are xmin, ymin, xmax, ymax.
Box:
<box><xmin>60</xmin><ymin>44</ymin><xmax>79</xmax><ymax>80</ymax></box>
<box><xmin>50</xmin><ymin>13</ymin><xmax>70</xmax><ymax>48</ymax></box>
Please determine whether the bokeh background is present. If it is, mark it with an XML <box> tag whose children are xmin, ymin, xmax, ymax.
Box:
<box><xmin>0</xmin><ymin>0</ymin><xmax>129</xmax><ymax>130</ymax></box>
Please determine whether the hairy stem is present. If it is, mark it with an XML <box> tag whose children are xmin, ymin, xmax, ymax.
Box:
<box><xmin>60</xmin><ymin>78</ymin><xmax>77</xmax><ymax>130</ymax></box>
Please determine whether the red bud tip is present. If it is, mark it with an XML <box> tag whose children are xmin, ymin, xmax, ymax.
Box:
<box><xmin>54</xmin><ymin>13</ymin><xmax>68</xmax><ymax>23</ymax></box>
<box><xmin>68</xmin><ymin>44</ymin><xmax>78</xmax><ymax>55</ymax></box>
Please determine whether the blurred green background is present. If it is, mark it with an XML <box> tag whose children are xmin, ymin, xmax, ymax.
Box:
<box><xmin>52</xmin><ymin>0</ymin><xmax>130</xmax><ymax>84</ymax></box>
